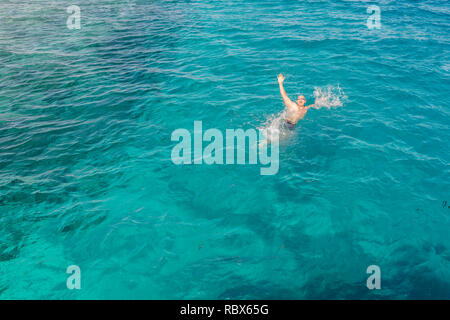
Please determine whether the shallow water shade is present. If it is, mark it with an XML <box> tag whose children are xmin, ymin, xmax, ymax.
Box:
<box><xmin>0</xmin><ymin>0</ymin><xmax>449</xmax><ymax>299</ymax></box>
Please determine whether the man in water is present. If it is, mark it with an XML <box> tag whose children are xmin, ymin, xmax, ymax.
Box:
<box><xmin>277</xmin><ymin>73</ymin><xmax>315</xmax><ymax>128</ymax></box>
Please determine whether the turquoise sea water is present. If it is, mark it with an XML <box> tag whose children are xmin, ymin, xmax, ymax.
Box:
<box><xmin>1</xmin><ymin>0</ymin><xmax>449</xmax><ymax>299</ymax></box>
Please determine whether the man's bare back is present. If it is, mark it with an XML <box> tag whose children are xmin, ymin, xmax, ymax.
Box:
<box><xmin>277</xmin><ymin>73</ymin><xmax>315</xmax><ymax>126</ymax></box>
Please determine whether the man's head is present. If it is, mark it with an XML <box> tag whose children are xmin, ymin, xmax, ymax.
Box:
<box><xmin>297</xmin><ymin>95</ymin><xmax>306</xmax><ymax>107</ymax></box>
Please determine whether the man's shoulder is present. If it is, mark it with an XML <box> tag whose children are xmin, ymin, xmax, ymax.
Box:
<box><xmin>288</xmin><ymin>101</ymin><xmax>299</xmax><ymax>109</ymax></box>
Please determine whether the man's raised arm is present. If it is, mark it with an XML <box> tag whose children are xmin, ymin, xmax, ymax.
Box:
<box><xmin>277</xmin><ymin>73</ymin><xmax>296</xmax><ymax>110</ymax></box>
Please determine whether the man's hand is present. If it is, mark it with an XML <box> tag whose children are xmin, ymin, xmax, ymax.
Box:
<box><xmin>277</xmin><ymin>73</ymin><xmax>285</xmax><ymax>84</ymax></box>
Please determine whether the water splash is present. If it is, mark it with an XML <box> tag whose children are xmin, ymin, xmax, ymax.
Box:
<box><xmin>257</xmin><ymin>110</ymin><xmax>292</xmax><ymax>147</ymax></box>
<box><xmin>312</xmin><ymin>85</ymin><xmax>346</xmax><ymax>109</ymax></box>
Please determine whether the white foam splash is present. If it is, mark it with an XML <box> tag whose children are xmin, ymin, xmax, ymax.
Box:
<box><xmin>312</xmin><ymin>85</ymin><xmax>346</xmax><ymax>109</ymax></box>
<box><xmin>257</xmin><ymin>110</ymin><xmax>291</xmax><ymax>147</ymax></box>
